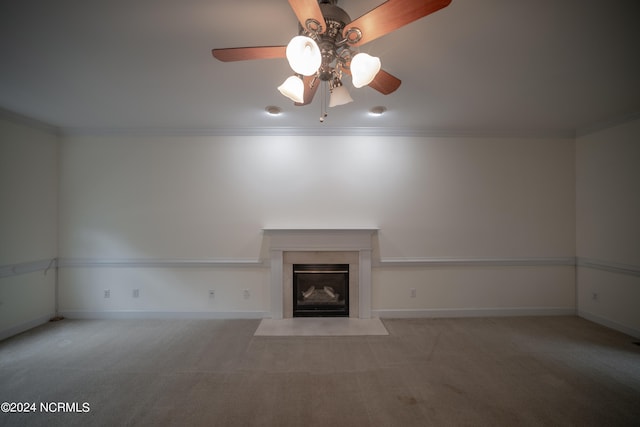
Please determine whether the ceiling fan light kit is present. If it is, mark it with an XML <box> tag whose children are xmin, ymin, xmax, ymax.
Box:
<box><xmin>286</xmin><ymin>35</ymin><xmax>322</xmax><ymax>76</ymax></box>
<box><xmin>212</xmin><ymin>0</ymin><xmax>452</xmax><ymax>119</ymax></box>
<box><xmin>328</xmin><ymin>83</ymin><xmax>354</xmax><ymax>107</ymax></box>
<box><xmin>350</xmin><ymin>53</ymin><xmax>382</xmax><ymax>88</ymax></box>
<box><xmin>277</xmin><ymin>75</ymin><xmax>306</xmax><ymax>103</ymax></box>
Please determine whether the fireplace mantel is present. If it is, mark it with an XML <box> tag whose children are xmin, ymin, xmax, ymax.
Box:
<box><xmin>263</xmin><ymin>228</ymin><xmax>378</xmax><ymax>319</ymax></box>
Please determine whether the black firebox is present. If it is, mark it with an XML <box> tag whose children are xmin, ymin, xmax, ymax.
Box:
<box><xmin>293</xmin><ymin>264</ymin><xmax>349</xmax><ymax>317</ymax></box>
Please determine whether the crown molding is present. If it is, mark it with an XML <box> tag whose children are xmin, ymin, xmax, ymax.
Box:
<box><xmin>4</xmin><ymin>106</ymin><xmax>637</xmax><ymax>140</ymax></box>
<box><xmin>575</xmin><ymin>110</ymin><xmax>640</xmax><ymax>138</ymax></box>
<box><xmin>0</xmin><ymin>107</ymin><xmax>60</xmax><ymax>135</ymax></box>
<box><xmin>58</xmin><ymin>126</ymin><xmax>576</xmax><ymax>139</ymax></box>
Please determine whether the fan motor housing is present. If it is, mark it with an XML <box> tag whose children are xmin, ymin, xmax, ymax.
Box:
<box><xmin>319</xmin><ymin>1</ymin><xmax>351</xmax><ymax>28</ymax></box>
<box><xmin>299</xmin><ymin>1</ymin><xmax>352</xmax><ymax>81</ymax></box>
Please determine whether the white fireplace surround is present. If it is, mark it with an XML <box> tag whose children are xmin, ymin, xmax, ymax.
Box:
<box><xmin>263</xmin><ymin>228</ymin><xmax>378</xmax><ymax>319</ymax></box>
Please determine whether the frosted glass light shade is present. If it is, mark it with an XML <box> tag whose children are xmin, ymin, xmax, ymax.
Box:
<box><xmin>277</xmin><ymin>76</ymin><xmax>305</xmax><ymax>103</ymax></box>
<box><xmin>351</xmin><ymin>53</ymin><xmax>381</xmax><ymax>88</ymax></box>
<box><xmin>286</xmin><ymin>36</ymin><xmax>321</xmax><ymax>76</ymax></box>
<box><xmin>329</xmin><ymin>85</ymin><xmax>354</xmax><ymax>107</ymax></box>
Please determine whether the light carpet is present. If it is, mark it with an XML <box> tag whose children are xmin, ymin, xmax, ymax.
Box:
<box><xmin>254</xmin><ymin>317</ymin><xmax>389</xmax><ymax>336</ymax></box>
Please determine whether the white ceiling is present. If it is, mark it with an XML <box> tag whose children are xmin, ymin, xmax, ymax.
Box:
<box><xmin>1</xmin><ymin>0</ymin><xmax>639</xmax><ymax>136</ymax></box>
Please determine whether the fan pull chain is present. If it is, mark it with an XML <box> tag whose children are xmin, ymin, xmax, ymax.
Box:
<box><xmin>319</xmin><ymin>81</ymin><xmax>328</xmax><ymax>123</ymax></box>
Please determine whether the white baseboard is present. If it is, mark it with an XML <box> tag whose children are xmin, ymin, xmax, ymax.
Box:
<box><xmin>578</xmin><ymin>310</ymin><xmax>640</xmax><ymax>339</ymax></box>
<box><xmin>0</xmin><ymin>313</ymin><xmax>54</xmax><ymax>341</ymax></box>
<box><xmin>373</xmin><ymin>307</ymin><xmax>576</xmax><ymax>319</ymax></box>
<box><xmin>60</xmin><ymin>310</ymin><xmax>267</xmax><ymax>320</ymax></box>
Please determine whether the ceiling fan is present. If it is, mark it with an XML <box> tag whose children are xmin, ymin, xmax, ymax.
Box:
<box><xmin>212</xmin><ymin>0</ymin><xmax>452</xmax><ymax>115</ymax></box>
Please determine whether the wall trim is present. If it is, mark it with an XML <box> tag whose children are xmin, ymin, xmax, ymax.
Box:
<box><xmin>57</xmin><ymin>258</ymin><xmax>267</xmax><ymax>269</ymax></box>
<box><xmin>50</xmin><ymin>256</ymin><xmax>584</xmax><ymax>270</ymax></box>
<box><xmin>2</xmin><ymin>256</ymin><xmax>582</xmax><ymax>277</ymax></box>
<box><xmin>0</xmin><ymin>106</ymin><xmax>60</xmax><ymax>135</ymax></box>
<box><xmin>8</xmin><ymin>102</ymin><xmax>637</xmax><ymax>140</ymax></box>
<box><xmin>59</xmin><ymin>125</ymin><xmax>576</xmax><ymax>139</ymax></box>
<box><xmin>374</xmin><ymin>307</ymin><xmax>576</xmax><ymax>319</ymax></box>
<box><xmin>575</xmin><ymin>110</ymin><xmax>640</xmax><ymax>137</ymax></box>
<box><xmin>577</xmin><ymin>257</ymin><xmax>640</xmax><ymax>277</ymax></box>
<box><xmin>60</xmin><ymin>310</ymin><xmax>267</xmax><ymax>320</ymax></box>
<box><xmin>376</xmin><ymin>257</ymin><xmax>576</xmax><ymax>268</ymax></box>
<box><xmin>0</xmin><ymin>314</ymin><xmax>54</xmax><ymax>342</ymax></box>
<box><xmin>0</xmin><ymin>259</ymin><xmax>57</xmax><ymax>279</ymax></box>
<box><xmin>578</xmin><ymin>310</ymin><xmax>640</xmax><ymax>339</ymax></box>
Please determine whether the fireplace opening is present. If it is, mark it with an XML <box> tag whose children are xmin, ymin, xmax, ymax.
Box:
<box><xmin>293</xmin><ymin>264</ymin><xmax>349</xmax><ymax>317</ymax></box>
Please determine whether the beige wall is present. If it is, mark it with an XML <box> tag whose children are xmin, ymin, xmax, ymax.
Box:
<box><xmin>58</xmin><ymin>135</ymin><xmax>576</xmax><ymax>259</ymax></box>
<box><xmin>0</xmin><ymin>116</ymin><xmax>58</xmax><ymax>338</ymax></box>
<box><xmin>5</xmin><ymin>110</ymin><xmax>639</xmax><ymax>338</ymax></box>
<box><xmin>57</xmin><ymin>134</ymin><xmax>576</xmax><ymax>317</ymax></box>
<box><xmin>576</xmin><ymin>118</ymin><xmax>640</xmax><ymax>336</ymax></box>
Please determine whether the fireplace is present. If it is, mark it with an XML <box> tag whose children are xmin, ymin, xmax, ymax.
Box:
<box><xmin>293</xmin><ymin>264</ymin><xmax>349</xmax><ymax>317</ymax></box>
<box><xmin>263</xmin><ymin>228</ymin><xmax>377</xmax><ymax>319</ymax></box>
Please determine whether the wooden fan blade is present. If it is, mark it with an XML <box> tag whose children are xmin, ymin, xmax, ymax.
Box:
<box><xmin>287</xmin><ymin>0</ymin><xmax>327</xmax><ymax>34</ymax></box>
<box><xmin>343</xmin><ymin>0</ymin><xmax>452</xmax><ymax>47</ymax></box>
<box><xmin>212</xmin><ymin>46</ymin><xmax>286</xmax><ymax>62</ymax></box>
<box><xmin>342</xmin><ymin>64</ymin><xmax>401</xmax><ymax>95</ymax></box>
<box><xmin>294</xmin><ymin>75</ymin><xmax>319</xmax><ymax>106</ymax></box>
<box><xmin>368</xmin><ymin>69</ymin><xmax>401</xmax><ymax>95</ymax></box>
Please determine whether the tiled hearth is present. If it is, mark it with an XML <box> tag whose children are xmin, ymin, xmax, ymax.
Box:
<box><xmin>263</xmin><ymin>228</ymin><xmax>377</xmax><ymax>319</ymax></box>
<box><xmin>254</xmin><ymin>317</ymin><xmax>389</xmax><ymax>336</ymax></box>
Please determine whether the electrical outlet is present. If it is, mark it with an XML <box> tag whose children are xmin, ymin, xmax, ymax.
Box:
<box><xmin>209</xmin><ymin>290</ymin><xmax>215</xmax><ymax>299</ymax></box>
<box><xmin>133</xmin><ymin>289</ymin><xmax>140</xmax><ymax>298</ymax></box>
<box><xmin>410</xmin><ymin>288</ymin><xmax>417</xmax><ymax>298</ymax></box>
<box><xmin>104</xmin><ymin>289</ymin><xmax>111</xmax><ymax>298</ymax></box>
<box><xmin>243</xmin><ymin>289</ymin><xmax>250</xmax><ymax>299</ymax></box>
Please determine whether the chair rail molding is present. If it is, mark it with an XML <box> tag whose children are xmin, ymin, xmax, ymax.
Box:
<box><xmin>577</xmin><ymin>257</ymin><xmax>640</xmax><ymax>277</ymax></box>
<box><xmin>0</xmin><ymin>259</ymin><xmax>57</xmax><ymax>279</ymax></box>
